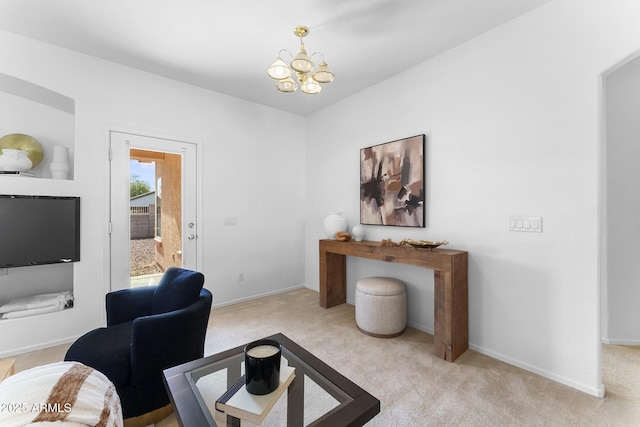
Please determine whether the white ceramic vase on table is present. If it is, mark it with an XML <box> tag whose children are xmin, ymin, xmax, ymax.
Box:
<box><xmin>323</xmin><ymin>212</ymin><xmax>348</xmax><ymax>239</ymax></box>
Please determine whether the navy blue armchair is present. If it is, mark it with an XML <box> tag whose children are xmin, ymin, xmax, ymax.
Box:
<box><xmin>65</xmin><ymin>267</ymin><xmax>212</xmax><ymax>423</ymax></box>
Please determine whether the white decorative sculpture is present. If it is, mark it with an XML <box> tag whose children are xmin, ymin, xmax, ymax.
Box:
<box><xmin>50</xmin><ymin>145</ymin><xmax>70</xmax><ymax>179</ymax></box>
<box><xmin>0</xmin><ymin>148</ymin><xmax>32</xmax><ymax>171</ymax></box>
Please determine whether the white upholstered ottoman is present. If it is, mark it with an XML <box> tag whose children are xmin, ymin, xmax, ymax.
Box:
<box><xmin>355</xmin><ymin>277</ymin><xmax>406</xmax><ymax>337</ymax></box>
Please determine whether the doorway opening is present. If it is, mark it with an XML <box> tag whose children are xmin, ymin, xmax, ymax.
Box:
<box><xmin>129</xmin><ymin>149</ymin><xmax>183</xmax><ymax>288</ymax></box>
<box><xmin>599</xmin><ymin>50</ymin><xmax>640</xmax><ymax>402</ymax></box>
<box><xmin>110</xmin><ymin>131</ymin><xmax>198</xmax><ymax>293</ymax></box>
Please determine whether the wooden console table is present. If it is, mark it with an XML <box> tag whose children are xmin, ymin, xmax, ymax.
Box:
<box><xmin>319</xmin><ymin>239</ymin><xmax>468</xmax><ymax>362</ymax></box>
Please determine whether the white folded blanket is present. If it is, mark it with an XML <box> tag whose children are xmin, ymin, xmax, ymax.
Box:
<box><xmin>0</xmin><ymin>291</ymin><xmax>73</xmax><ymax>319</ymax></box>
<box><xmin>2</xmin><ymin>305</ymin><xmax>65</xmax><ymax>319</ymax></box>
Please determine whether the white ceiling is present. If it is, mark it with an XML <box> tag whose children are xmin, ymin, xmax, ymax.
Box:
<box><xmin>0</xmin><ymin>0</ymin><xmax>552</xmax><ymax>116</ymax></box>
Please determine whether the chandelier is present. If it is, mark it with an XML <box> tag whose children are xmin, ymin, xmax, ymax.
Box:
<box><xmin>267</xmin><ymin>26</ymin><xmax>335</xmax><ymax>94</ymax></box>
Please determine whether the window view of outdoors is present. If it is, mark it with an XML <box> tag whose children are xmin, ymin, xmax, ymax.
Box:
<box><xmin>129</xmin><ymin>150</ymin><xmax>183</xmax><ymax>288</ymax></box>
<box><xmin>130</xmin><ymin>158</ymin><xmax>160</xmax><ymax>285</ymax></box>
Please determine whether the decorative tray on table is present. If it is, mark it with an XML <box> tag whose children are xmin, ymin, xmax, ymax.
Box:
<box><xmin>399</xmin><ymin>239</ymin><xmax>449</xmax><ymax>251</ymax></box>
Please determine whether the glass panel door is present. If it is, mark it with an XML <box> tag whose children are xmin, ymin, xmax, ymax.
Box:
<box><xmin>110</xmin><ymin>131</ymin><xmax>198</xmax><ymax>291</ymax></box>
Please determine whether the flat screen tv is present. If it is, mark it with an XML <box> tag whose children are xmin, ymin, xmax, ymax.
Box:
<box><xmin>0</xmin><ymin>195</ymin><xmax>80</xmax><ymax>268</ymax></box>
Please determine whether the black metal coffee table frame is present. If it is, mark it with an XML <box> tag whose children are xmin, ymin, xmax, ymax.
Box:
<box><xmin>163</xmin><ymin>333</ymin><xmax>380</xmax><ymax>426</ymax></box>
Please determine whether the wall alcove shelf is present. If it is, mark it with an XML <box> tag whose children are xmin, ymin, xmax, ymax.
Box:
<box><xmin>0</xmin><ymin>72</ymin><xmax>75</xmax><ymax>180</ymax></box>
<box><xmin>0</xmin><ymin>73</ymin><xmax>76</xmax><ymax>323</ymax></box>
<box><xmin>319</xmin><ymin>239</ymin><xmax>468</xmax><ymax>362</ymax></box>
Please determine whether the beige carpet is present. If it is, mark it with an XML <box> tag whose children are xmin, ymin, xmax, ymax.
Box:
<box><xmin>10</xmin><ymin>288</ymin><xmax>640</xmax><ymax>426</ymax></box>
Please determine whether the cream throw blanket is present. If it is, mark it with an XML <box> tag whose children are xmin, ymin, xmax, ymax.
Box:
<box><xmin>0</xmin><ymin>361</ymin><xmax>123</xmax><ymax>427</ymax></box>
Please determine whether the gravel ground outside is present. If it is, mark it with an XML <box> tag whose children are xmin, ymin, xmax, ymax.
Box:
<box><xmin>130</xmin><ymin>238</ymin><xmax>160</xmax><ymax>276</ymax></box>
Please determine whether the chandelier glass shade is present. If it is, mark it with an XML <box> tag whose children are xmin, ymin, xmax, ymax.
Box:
<box><xmin>267</xmin><ymin>57</ymin><xmax>291</xmax><ymax>80</ymax></box>
<box><xmin>267</xmin><ymin>26</ymin><xmax>334</xmax><ymax>94</ymax></box>
<box><xmin>275</xmin><ymin>76</ymin><xmax>297</xmax><ymax>93</ymax></box>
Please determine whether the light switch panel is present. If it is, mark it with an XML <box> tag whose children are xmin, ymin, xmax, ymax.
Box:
<box><xmin>509</xmin><ymin>215</ymin><xmax>542</xmax><ymax>232</ymax></box>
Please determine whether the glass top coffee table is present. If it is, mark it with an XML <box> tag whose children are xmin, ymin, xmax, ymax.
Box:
<box><xmin>163</xmin><ymin>333</ymin><xmax>380</xmax><ymax>426</ymax></box>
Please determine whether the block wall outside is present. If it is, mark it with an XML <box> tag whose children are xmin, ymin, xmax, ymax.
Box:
<box><xmin>130</xmin><ymin>204</ymin><xmax>155</xmax><ymax>239</ymax></box>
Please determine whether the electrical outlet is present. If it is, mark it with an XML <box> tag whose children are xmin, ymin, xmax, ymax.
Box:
<box><xmin>238</xmin><ymin>272</ymin><xmax>244</xmax><ymax>281</ymax></box>
<box><xmin>0</xmin><ymin>268</ymin><xmax>7</xmax><ymax>276</ymax></box>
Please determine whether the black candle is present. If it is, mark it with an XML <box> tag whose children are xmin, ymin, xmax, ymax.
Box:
<box><xmin>244</xmin><ymin>339</ymin><xmax>282</xmax><ymax>395</ymax></box>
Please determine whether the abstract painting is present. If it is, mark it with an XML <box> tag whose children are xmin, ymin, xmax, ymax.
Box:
<box><xmin>360</xmin><ymin>134</ymin><xmax>425</xmax><ymax>227</ymax></box>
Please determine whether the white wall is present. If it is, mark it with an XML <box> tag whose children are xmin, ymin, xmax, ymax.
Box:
<box><xmin>305</xmin><ymin>0</ymin><xmax>640</xmax><ymax>397</ymax></box>
<box><xmin>604</xmin><ymin>55</ymin><xmax>640</xmax><ymax>344</ymax></box>
<box><xmin>0</xmin><ymin>29</ymin><xmax>306</xmax><ymax>356</ymax></box>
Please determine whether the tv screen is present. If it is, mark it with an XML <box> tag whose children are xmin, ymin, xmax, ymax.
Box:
<box><xmin>0</xmin><ymin>195</ymin><xmax>80</xmax><ymax>268</ymax></box>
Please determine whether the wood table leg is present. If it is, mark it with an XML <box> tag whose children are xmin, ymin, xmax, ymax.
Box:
<box><xmin>434</xmin><ymin>253</ymin><xmax>468</xmax><ymax>362</ymax></box>
<box><xmin>434</xmin><ymin>271</ymin><xmax>449</xmax><ymax>360</ymax></box>
<box><xmin>319</xmin><ymin>250</ymin><xmax>346</xmax><ymax>308</ymax></box>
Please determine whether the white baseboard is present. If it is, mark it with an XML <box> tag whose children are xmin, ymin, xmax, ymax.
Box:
<box><xmin>0</xmin><ymin>335</ymin><xmax>78</xmax><ymax>359</ymax></box>
<box><xmin>602</xmin><ymin>337</ymin><xmax>640</xmax><ymax>345</ymax></box>
<box><xmin>469</xmin><ymin>343</ymin><xmax>605</xmax><ymax>398</ymax></box>
<box><xmin>212</xmin><ymin>284</ymin><xmax>306</xmax><ymax>309</ymax></box>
